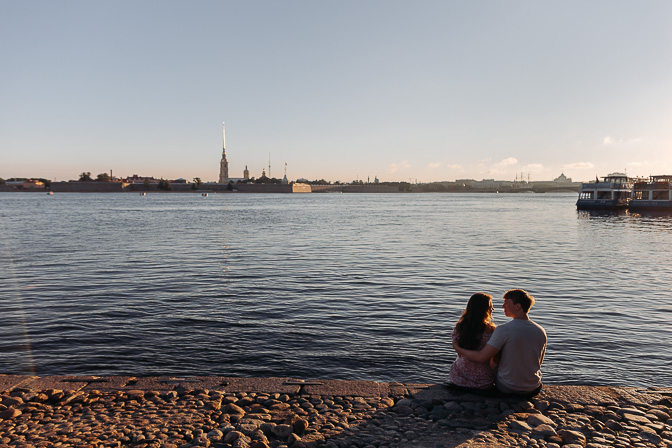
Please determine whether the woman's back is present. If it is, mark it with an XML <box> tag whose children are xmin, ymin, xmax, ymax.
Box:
<box><xmin>449</xmin><ymin>327</ymin><xmax>495</xmax><ymax>389</ymax></box>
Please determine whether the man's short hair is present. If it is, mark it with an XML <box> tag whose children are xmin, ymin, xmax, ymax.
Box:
<box><xmin>504</xmin><ymin>289</ymin><xmax>535</xmax><ymax>313</ymax></box>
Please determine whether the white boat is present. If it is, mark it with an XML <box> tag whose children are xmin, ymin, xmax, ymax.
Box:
<box><xmin>576</xmin><ymin>173</ymin><xmax>632</xmax><ymax>209</ymax></box>
<box><xmin>629</xmin><ymin>175</ymin><xmax>672</xmax><ymax>211</ymax></box>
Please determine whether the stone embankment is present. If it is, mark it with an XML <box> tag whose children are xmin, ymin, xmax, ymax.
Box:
<box><xmin>0</xmin><ymin>375</ymin><xmax>670</xmax><ymax>448</ymax></box>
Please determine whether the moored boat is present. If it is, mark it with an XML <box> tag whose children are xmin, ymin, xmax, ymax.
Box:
<box><xmin>576</xmin><ymin>173</ymin><xmax>632</xmax><ymax>209</ymax></box>
<box><xmin>628</xmin><ymin>175</ymin><xmax>672</xmax><ymax>211</ymax></box>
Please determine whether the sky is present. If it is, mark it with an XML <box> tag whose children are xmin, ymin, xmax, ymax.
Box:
<box><xmin>2</xmin><ymin>1</ymin><xmax>672</xmax><ymax>183</ymax></box>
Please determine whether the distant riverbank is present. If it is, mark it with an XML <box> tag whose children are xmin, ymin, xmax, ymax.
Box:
<box><xmin>0</xmin><ymin>183</ymin><xmax>578</xmax><ymax>193</ymax></box>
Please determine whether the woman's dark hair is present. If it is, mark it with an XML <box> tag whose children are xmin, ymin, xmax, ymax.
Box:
<box><xmin>455</xmin><ymin>293</ymin><xmax>496</xmax><ymax>350</ymax></box>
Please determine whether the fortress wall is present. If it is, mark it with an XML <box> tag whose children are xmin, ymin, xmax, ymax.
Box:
<box><xmin>311</xmin><ymin>185</ymin><xmax>399</xmax><ymax>193</ymax></box>
<box><xmin>50</xmin><ymin>182</ymin><xmax>126</xmax><ymax>192</ymax></box>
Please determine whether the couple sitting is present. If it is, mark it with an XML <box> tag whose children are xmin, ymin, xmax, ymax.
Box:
<box><xmin>450</xmin><ymin>289</ymin><xmax>547</xmax><ymax>396</ymax></box>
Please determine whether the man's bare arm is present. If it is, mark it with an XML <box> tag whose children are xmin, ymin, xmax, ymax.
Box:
<box><xmin>452</xmin><ymin>341</ymin><xmax>500</xmax><ymax>364</ymax></box>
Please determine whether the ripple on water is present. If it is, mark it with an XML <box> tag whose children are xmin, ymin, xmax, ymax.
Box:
<box><xmin>0</xmin><ymin>192</ymin><xmax>671</xmax><ymax>386</ymax></box>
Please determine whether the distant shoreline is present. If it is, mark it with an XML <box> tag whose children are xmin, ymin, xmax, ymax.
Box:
<box><xmin>0</xmin><ymin>185</ymin><xmax>579</xmax><ymax>194</ymax></box>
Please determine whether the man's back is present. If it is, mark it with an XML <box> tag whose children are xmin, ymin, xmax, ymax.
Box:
<box><xmin>487</xmin><ymin>319</ymin><xmax>547</xmax><ymax>393</ymax></box>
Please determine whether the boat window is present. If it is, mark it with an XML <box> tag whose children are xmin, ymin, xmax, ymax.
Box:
<box><xmin>579</xmin><ymin>191</ymin><xmax>594</xmax><ymax>199</ymax></box>
<box><xmin>652</xmin><ymin>191</ymin><xmax>669</xmax><ymax>200</ymax></box>
<box><xmin>597</xmin><ymin>191</ymin><xmax>610</xmax><ymax>200</ymax></box>
<box><xmin>633</xmin><ymin>191</ymin><xmax>648</xmax><ymax>200</ymax></box>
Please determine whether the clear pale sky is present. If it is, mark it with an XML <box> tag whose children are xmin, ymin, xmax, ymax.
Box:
<box><xmin>2</xmin><ymin>1</ymin><xmax>671</xmax><ymax>183</ymax></box>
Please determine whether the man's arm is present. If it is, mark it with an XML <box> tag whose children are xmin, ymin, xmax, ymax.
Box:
<box><xmin>452</xmin><ymin>340</ymin><xmax>500</xmax><ymax>364</ymax></box>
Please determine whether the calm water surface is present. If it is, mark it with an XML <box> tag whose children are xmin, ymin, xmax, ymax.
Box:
<box><xmin>1</xmin><ymin>192</ymin><xmax>671</xmax><ymax>386</ymax></box>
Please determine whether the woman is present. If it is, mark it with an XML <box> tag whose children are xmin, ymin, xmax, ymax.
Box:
<box><xmin>449</xmin><ymin>292</ymin><xmax>497</xmax><ymax>389</ymax></box>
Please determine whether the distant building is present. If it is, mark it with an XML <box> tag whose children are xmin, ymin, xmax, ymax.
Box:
<box><xmin>243</xmin><ymin>165</ymin><xmax>249</xmax><ymax>180</ymax></box>
<box><xmin>281</xmin><ymin>162</ymin><xmax>289</xmax><ymax>184</ymax></box>
<box><xmin>554</xmin><ymin>173</ymin><xmax>572</xmax><ymax>183</ymax></box>
<box><xmin>6</xmin><ymin>179</ymin><xmax>45</xmax><ymax>190</ymax></box>
<box><xmin>456</xmin><ymin>179</ymin><xmax>476</xmax><ymax>187</ymax></box>
<box><xmin>472</xmin><ymin>179</ymin><xmax>513</xmax><ymax>190</ymax></box>
<box><xmin>124</xmin><ymin>174</ymin><xmax>157</xmax><ymax>183</ymax></box>
<box><xmin>529</xmin><ymin>173</ymin><xmax>581</xmax><ymax>191</ymax></box>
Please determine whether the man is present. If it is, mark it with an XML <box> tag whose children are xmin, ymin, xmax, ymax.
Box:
<box><xmin>453</xmin><ymin>289</ymin><xmax>547</xmax><ymax>395</ymax></box>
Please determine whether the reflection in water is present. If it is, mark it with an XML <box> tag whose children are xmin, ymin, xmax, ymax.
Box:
<box><xmin>576</xmin><ymin>209</ymin><xmax>628</xmax><ymax>220</ymax></box>
<box><xmin>577</xmin><ymin>208</ymin><xmax>672</xmax><ymax>231</ymax></box>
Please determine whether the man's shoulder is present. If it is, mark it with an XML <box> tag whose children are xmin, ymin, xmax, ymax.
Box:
<box><xmin>489</xmin><ymin>320</ymin><xmax>505</xmax><ymax>336</ymax></box>
<box><xmin>522</xmin><ymin>319</ymin><xmax>547</xmax><ymax>343</ymax></box>
<box><xmin>495</xmin><ymin>318</ymin><xmax>545</xmax><ymax>333</ymax></box>
<box><xmin>527</xmin><ymin>319</ymin><xmax>547</xmax><ymax>334</ymax></box>
<box><xmin>493</xmin><ymin>319</ymin><xmax>518</xmax><ymax>331</ymax></box>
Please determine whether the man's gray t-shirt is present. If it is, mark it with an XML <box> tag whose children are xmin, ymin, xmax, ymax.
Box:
<box><xmin>487</xmin><ymin>319</ymin><xmax>547</xmax><ymax>393</ymax></box>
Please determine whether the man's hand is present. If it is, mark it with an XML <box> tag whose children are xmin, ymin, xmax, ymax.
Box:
<box><xmin>452</xmin><ymin>342</ymin><xmax>499</xmax><ymax>364</ymax></box>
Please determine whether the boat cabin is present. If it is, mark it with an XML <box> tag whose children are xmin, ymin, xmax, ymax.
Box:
<box><xmin>632</xmin><ymin>175</ymin><xmax>672</xmax><ymax>202</ymax></box>
<box><xmin>576</xmin><ymin>173</ymin><xmax>632</xmax><ymax>208</ymax></box>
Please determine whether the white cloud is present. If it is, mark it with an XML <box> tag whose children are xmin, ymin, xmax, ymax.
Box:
<box><xmin>563</xmin><ymin>162</ymin><xmax>595</xmax><ymax>170</ymax></box>
<box><xmin>495</xmin><ymin>157</ymin><xmax>518</xmax><ymax>167</ymax></box>
<box><xmin>427</xmin><ymin>162</ymin><xmax>442</xmax><ymax>169</ymax></box>
<box><xmin>604</xmin><ymin>136</ymin><xmax>642</xmax><ymax>145</ymax></box>
<box><xmin>446</xmin><ymin>164</ymin><xmax>463</xmax><ymax>170</ymax></box>
<box><xmin>388</xmin><ymin>160</ymin><xmax>411</xmax><ymax>173</ymax></box>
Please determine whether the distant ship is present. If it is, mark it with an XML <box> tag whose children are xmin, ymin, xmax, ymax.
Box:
<box><xmin>629</xmin><ymin>175</ymin><xmax>672</xmax><ymax>211</ymax></box>
<box><xmin>576</xmin><ymin>173</ymin><xmax>632</xmax><ymax>209</ymax></box>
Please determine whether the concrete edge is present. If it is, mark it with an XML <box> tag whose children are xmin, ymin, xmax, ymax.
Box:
<box><xmin>2</xmin><ymin>375</ymin><xmax>670</xmax><ymax>406</ymax></box>
<box><xmin>0</xmin><ymin>375</ymin><xmax>432</xmax><ymax>398</ymax></box>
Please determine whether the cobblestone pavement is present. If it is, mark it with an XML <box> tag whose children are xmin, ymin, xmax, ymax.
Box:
<box><xmin>0</xmin><ymin>375</ymin><xmax>670</xmax><ymax>448</ymax></box>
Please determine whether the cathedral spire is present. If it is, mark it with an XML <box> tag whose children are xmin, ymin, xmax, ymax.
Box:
<box><xmin>218</xmin><ymin>121</ymin><xmax>229</xmax><ymax>183</ymax></box>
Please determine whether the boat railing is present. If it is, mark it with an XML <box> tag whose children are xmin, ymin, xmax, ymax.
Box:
<box><xmin>597</xmin><ymin>182</ymin><xmax>631</xmax><ymax>189</ymax></box>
